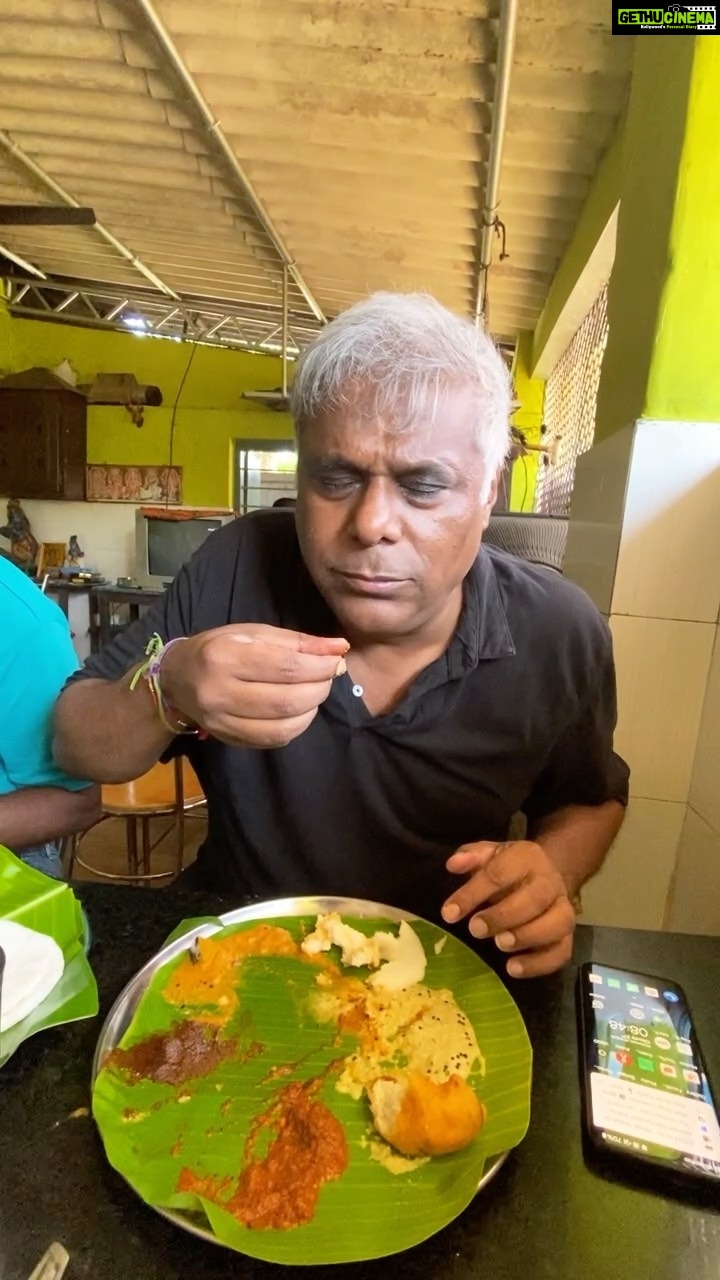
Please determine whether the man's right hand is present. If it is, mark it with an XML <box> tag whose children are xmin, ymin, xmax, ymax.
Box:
<box><xmin>158</xmin><ymin>625</ymin><xmax>349</xmax><ymax>749</ymax></box>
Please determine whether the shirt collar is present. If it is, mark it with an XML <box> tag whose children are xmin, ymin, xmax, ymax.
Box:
<box><xmin>449</xmin><ymin>547</ymin><xmax>516</xmax><ymax>674</ymax></box>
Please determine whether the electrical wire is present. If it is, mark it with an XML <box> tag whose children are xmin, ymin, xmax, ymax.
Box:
<box><xmin>520</xmin><ymin>454</ymin><xmax>529</xmax><ymax>512</ymax></box>
<box><xmin>166</xmin><ymin>337</ymin><xmax>199</xmax><ymax>506</ymax></box>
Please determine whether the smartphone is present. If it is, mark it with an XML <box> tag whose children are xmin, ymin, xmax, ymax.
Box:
<box><xmin>577</xmin><ymin>962</ymin><xmax>720</xmax><ymax>1196</ymax></box>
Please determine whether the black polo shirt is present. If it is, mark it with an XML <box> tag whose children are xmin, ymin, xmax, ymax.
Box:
<box><xmin>76</xmin><ymin>511</ymin><xmax>629</xmax><ymax>922</ymax></box>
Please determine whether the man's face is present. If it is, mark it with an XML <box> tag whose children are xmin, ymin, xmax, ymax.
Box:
<box><xmin>295</xmin><ymin>384</ymin><xmax>497</xmax><ymax>641</ymax></box>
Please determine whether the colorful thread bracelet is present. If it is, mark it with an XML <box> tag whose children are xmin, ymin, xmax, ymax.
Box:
<box><xmin>130</xmin><ymin>633</ymin><xmax>207</xmax><ymax>739</ymax></box>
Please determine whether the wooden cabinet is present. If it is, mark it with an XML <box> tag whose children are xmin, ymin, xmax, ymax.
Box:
<box><xmin>0</xmin><ymin>368</ymin><xmax>87</xmax><ymax>500</ymax></box>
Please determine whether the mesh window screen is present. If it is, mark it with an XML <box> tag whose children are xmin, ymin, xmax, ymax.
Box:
<box><xmin>535</xmin><ymin>286</ymin><xmax>609</xmax><ymax>516</ymax></box>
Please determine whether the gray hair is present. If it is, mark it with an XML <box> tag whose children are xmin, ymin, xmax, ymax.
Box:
<box><xmin>290</xmin><ymin>292</ymin><xmax>512</xmax><ymax>489</ymax></box>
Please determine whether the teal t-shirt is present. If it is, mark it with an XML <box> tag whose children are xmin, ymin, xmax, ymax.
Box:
<box><xmin>0</xmin><ymin>558</ymin><xmax>89</xmax><ymax>795</ymax></box>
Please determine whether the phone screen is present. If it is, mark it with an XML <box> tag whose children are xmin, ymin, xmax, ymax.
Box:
<box><xmin>580</xmin><ymin>964</ymin><xmax>720</xmax><ymax>1182</ymax></box>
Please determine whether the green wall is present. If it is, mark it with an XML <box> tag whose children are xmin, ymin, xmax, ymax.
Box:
<box><xmin>645</xmin><ymin>37</ymin><xmax>720</xmax><ymax>421</ymax></box>
<box><xmin>0</xmin><ymin>311</ymin><xmax>295</xmax><ymax>507</ymax></box>
<box><xmin>509</xmin><ymin>332</ymin><xmax>545</xmax><ymax>511</ymax></box>
<box><xmin>595</xmin><ymin>37</ymin><xmax>698</xmax><ymax>440</ymax></box>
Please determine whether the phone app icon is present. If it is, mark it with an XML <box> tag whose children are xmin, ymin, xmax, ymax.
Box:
<box><xmin>592</xmin><ymin>998</ymin><xmax>604</xmax><ymax>1009</ymax></box>
<box><xmin>629</xmin><ymin>1006</ymin><xmax>645</xmax><ymax>1020</ymax></box>
<box><xmin>614</xmin><ymin>1050</ymin><xmax>632</xmax><ymax>1067</ymax></box>
<box><xmin>644</xmin><ymin>986</ymin><xmax>659</xmax><ymax>998</ymax></box>
<box><xmin>589</xmin><ymin>974</ymin><xmax>602</xmax><ymax>984</ymax></box>
<box><xmin>637</xmin><ymin>1055</ymin><xmax>654</xmax><ymax>1072</ymax></box>
<box><xmin>607</xmin><ymin>978</ymin><xmax>621</xmax><ymax>989</ymax></box>
<box><xmin>626</xmin><ymin>982</ymin><xmax>640</xmax><ymax>993</ymax></box>
<box><xmin>677</xmin><ymin>1041</ymin><xmax>693</xmax><ymax>1056</ymax></box>
<box><xmin>654</xmin><ymin>1035</ymin><xmax>671</xmax><ymax>1050</ymax></box>
<box><xmin>683</xmin><ymin>1068</ymin><xmax>700</xmax><ymax>1085</ymax></box>
<box><xmin>664</xmin><ymin>991</ymin><xmax>679</xmax><ymax>1003</ymax></box>
<box><xmin>660</xmin><ymin>1062</ymin><xmax>677</xmax><ymax>1078</ymax></box>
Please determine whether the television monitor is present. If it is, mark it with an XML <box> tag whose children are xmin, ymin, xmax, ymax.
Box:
<box><xmin>135</xmin><ymin>510</ymin><xmax>234</xmax><ymax>588</ymax></box>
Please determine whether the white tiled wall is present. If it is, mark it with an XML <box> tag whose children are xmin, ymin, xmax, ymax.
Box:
<box><xmin>0</xmin><ymin>497</ymin><xmax>137</xmax><ymax>584</ymax></box>
<box><xmin>582</xmin><ymin>797</ymin><xmax>686</xmax><ymax>931</ymax></box>
<box><xmin>666</xmin><ymin>806</ymin><xmax>720</xmax><ymax>935</ymax></box>
<box><xmin>669</xmin><ymin>623</ymin><xmax>720</xmax><ymax>934</ymax></box>
<box><xmin>689</xmin><ymin>627</ymin><xmax>720</xmax><ymax>834</ymax></box>
<box><xmin>609</xmin><ymin>615</ymin><xmax>716</xmax><ymax>803</ymax></box>
<box><xmin>611</xmin><ymin>421</ymin><xmax>720</xmax><ymax>623</ymax></box>
<box><xmin>564</xmin><ymin>418</ymin><xmax>720</xmax><ymax>932</ymax></box>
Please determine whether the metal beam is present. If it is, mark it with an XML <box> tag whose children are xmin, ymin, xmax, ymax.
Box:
<box><xmin>134</xmin><ymin>0</ymin><xmax>326</xmax><ymax>327</ymax></box>
<box><xmin>2</xmin><ymin>274</ymin><xmax>322</xmax><ymax>356</ymax></box>
<box><xmin>474</xmin><ymin>0</ymin><xmax>520</xmax><ymax>326</ymax></box>
<box><xmin>0</xmin><ymin>242</ymin><xmax>46</xmax><ymax>279</ymax></box>
<box><xmin>281</xmin><ymin>266</ymin><xmax>289</xmax><ymax>397</ymax></box>
<box><xmin>0</xmin><ymin>131</ymin><xmax>181</xmax><ymax>301</ymax></box>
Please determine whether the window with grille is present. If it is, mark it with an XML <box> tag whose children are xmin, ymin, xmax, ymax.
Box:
<box><xmin>234</xmin><ymin>440</ymin><xmax>297</xmax><ymax>513</ymax></box>
<box><xmin>534</xmin><ymin>286</ymin><xmax>609</xmax><ymax>516</ymax></box>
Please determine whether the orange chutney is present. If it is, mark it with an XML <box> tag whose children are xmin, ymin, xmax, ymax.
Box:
<box><xmin>163</xmin><ymin>925</ymin><xmax>301</xmax><ymax>1024</ymax></box>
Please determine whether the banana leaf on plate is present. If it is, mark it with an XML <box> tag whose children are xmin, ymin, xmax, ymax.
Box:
<box><xmin>93</xmin><ymin>910</ymin><xmax>531</xmax><ymax>1264</ymax></box>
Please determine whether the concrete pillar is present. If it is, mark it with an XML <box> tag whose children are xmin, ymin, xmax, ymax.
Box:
<box><xmin>563</xmin><ymin>36</ymin><xmax>720</xmax><ymax>933</ymax></box>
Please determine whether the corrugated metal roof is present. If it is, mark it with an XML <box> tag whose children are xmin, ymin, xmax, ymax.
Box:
<box><xmin>0</xmin><ymin>0</ymin><xmax>632</xmax><ymax>345</ymax></box>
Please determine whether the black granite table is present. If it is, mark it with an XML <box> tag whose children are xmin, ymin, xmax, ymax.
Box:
<box><xmin>1</xmin><ymin>885</ymin><xmax>718</xmax><ymax>1280</ymax></box>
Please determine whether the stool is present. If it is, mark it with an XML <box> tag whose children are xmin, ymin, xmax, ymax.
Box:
<box><xmin>66</xmin><ymin>757</ymin><xmax>205</xmax><ymax>884</ymax></box>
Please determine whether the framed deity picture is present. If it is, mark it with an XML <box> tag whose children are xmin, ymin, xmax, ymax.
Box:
<box><xmin>36</xmin><ymin>542</ymin><xmax>67</xmax><ymax>577</ymax></box>
<box><xmin>86</xmin><ymin>464</ymin><xmax>183</xmax><ymax>504</ymax></box>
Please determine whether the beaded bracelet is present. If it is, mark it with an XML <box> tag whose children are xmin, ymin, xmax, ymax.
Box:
<box><xmin>129</xmin><ymin>633</ymin><xmax>206</xmax><ymax>738</ymax></box>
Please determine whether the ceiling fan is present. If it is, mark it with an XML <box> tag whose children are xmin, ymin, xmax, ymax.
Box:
<box><xmin>0</xmin><ymin>204</ymin><xmax>95</xmax><ymax>225</ymax></box>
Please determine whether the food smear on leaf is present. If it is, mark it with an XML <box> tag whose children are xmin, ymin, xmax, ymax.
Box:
<box><xmin>302</xmin><ymin>914</ymin><xmax>427</xmax><ymax>989</ymax></box>
<box><xmin>105</xmin><ymin>1019</ymin><xmax>237</xmax><ymax>1085</ymax></box>
<box><xmin>361</xmin><ymin>1134</ymin><xmax>429</xmax><ymax>1175</ymax></box>
<box><xmin>306</xmin><ymin>958</ymin><xmax>486</xmax><ymax>1164</ymax></box>
<box><xmin>163</xmin><ymin>925</ymin><xmax>301</xmax><ymax>1024</ymax></box>
<box><xmin>309</xmin><ymin>978</ymin><xmax>483</xmax><ymax>1100</ymax></box>
<box><xmin>178</xmin><ymin>1076</ymin><xmax>348</xmax><ymax>1231</ymax></box>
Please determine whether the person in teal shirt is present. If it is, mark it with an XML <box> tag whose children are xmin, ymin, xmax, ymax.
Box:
<box><xmin>0</xmin><ymin>557</ymin><xmax>99</xmax><ymax>877</ymax></box>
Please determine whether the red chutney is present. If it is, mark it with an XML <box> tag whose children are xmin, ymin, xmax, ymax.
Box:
<box><xmin>178</xmin><ymin>1079</ymin><xmax>348</xmax><ymax>1231</ymax></box>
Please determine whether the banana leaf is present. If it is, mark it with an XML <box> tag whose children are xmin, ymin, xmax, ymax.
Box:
<box><xmin>0</xmin><ymin>845</ymin><xmax>98</xmax><ymax>1067</ymax></box>
<box><xmin>93</xmin><ymin>913</ymin><xmax>531</xmax><ymax>1263</ymax></box>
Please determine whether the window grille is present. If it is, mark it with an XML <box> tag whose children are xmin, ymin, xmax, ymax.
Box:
<box><xmin>235</xmin><ymin>442</ymin><xmax>297</xmax><ymax>513</ymax></box>
<box><xmin>534</xmin><ymin>286</ymin><xmax>609</xmax><ymax>515</ymax></box>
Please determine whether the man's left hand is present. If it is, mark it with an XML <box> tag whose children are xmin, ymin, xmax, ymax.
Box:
<box><xmin>441</xmin><ymin>840</ymin><xmax>576</xmax><ymax>978</ymax></box>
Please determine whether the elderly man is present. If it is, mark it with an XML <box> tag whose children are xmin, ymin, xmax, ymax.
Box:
<box><xmin>54</xmin><ymin>293</ymin><xmax>628</xmax><ymax>976</ymax></box>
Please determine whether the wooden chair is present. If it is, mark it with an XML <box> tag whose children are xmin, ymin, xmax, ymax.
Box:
<box><xmin>65</xmin><ymin>757</ymin><xmax>205</xmax><ymax>884</ymax></box>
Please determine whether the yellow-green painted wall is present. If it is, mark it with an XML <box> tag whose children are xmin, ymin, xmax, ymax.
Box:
<box><xmin>645</xmin><ymin>38</ymin><xmax>720</xmax><ymax>421</ymax></box>
<box><xmin>0</xmin><ymin>311</ymin><xmax>295</xmax><ymax>506</ymax></box>
<box><xmin>595</xmin><ymin>37</ymin><xmax>700</xmax><ymax>440</ymax></box>
<box><xmin>509</xmin><ymin>332</ymin><xmax>545</xmax><ymax>511</ymax></box>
